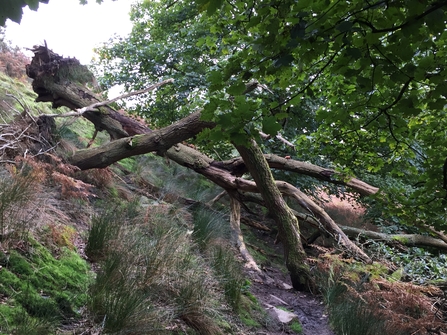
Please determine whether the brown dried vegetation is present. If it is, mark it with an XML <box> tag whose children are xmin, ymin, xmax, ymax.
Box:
<box><xmin>315</xmin><ymin>253</ymin><xmax>447</xmax><ymax>335</ymax></box>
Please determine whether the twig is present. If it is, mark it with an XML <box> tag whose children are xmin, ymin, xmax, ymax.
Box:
<box><xmin>30</xmin><ymin>143</ymin><xmax>59</xmax><ymax>157</ymax></box>
<box><xmin>259</xmin><ymin>131</ymin><xmax>295</xmax><ymax>149</ymax></box>
<box><xmin>44</xmin><ymin>78</ymin><xmax>175</xmax><ymax>118</ymax></box>
<box><xmin>206</xmin><ymin>190</ymin><xmax>227</xmax><ymax>206</ymax></box>
<box><xmin>5</xmin><ymin>93</ymin><xmax>36</xmax><ymax>122</ymax></box>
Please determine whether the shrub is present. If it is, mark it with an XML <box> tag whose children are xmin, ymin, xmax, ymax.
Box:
<box><xmin>314</xmin><ymin>256</ymin><xmax>446</xmax><ymax>335</ymax></box>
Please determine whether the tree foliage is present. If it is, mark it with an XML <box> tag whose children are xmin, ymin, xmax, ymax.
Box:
<box><xmin>0</xmin><ymin>0</ymin><xmax>114</xmax><ymax>26</ymax></box>
<box><xmin>94</xmin><ymin>0</ymin><xmax>447</xmax><ymax>232</ymax></box>
<box><xmin>0</xmin><ymin>0</ymin><xmax>49</xmax><ymax>26</ymax></box>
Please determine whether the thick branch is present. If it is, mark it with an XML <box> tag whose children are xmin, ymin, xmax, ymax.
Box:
<box><xmin>68</xmin><ymin>111</ymin><xmax>214</xmax><ymax>169</ymax></box>
<box><xmin>216</xmin><ymin>155</ymin><xmax>379</xmax><ymax>196</ymax></box>
<box><xmin>195</xmin><ymin>165</ymin><xmax>371</xmax><ymax>263</ymax></box>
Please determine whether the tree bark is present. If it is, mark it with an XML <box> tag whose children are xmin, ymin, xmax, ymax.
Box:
<box><xmin>340</xmin><ymin>225</ymin><xmax>447</xmax><ymax>251</ymax></box>
<box><xmin>229</xmin><ymin>196</ymin><xmax>262</xmax><ymax>273</ymax></box>
<box><xmin>235</xmin><ymin>139</ymin><xmax>312</xmax><ymax>291</ymax></box>
<box><xmin>217</xmin><ymin>155</ymin><xmax>379</xmax><ymax>196</ymax></box>
<box><xmin>68</xmin><ymin>111</ymin><xmax>214</xmax><ymax>169</ymax></box>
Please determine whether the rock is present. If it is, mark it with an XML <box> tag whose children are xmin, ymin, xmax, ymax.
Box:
<box><xmin>265</xmin><ymin>303</ymin><xmax>297</xmax><ymax>323</ymax></box>
<box><xmin>273</xmin><ymin>307</ymin><xmax>297</xmax><ymax>323</ymax></box>
<box><xmin>282</xmin><ymin>282</ymin><xmax>293</xmax><ymax>290</ymax></box>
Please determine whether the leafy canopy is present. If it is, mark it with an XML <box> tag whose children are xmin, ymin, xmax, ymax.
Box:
<box><xmin>95</xmin><ymin>0</ymin><xmax>447</xmax><ymax>231</ymax></box>
<box><xmin>0</xmin><ymin>0</ymin><xmax>114</xmax><ymax>26</ymax></box>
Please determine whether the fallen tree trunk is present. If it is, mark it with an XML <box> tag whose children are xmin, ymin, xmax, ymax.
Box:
<box><xmin>25</xmin><ymin>45</ymin><xmax>377</xmax><ymax>284</ymax></box>
<box><xmin>340</xmin><ymin>225</ymin><xmax>447</xmax><ymax>251</ymax></box>
<box><xmin>69</xmin><ymin>111</ymin><xmax>214</xmax><ymax>169</ymax></box>
<box><xmin>217</xmin><ymin>155</ymin><xmax>379</xmax><ymax>196</ymax></box>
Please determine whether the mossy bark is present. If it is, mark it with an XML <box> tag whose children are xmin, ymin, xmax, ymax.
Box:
<box><xmin>235</xmin><ymin>140</ymin><xmax>311</xmax><ymax>291</ymax></box>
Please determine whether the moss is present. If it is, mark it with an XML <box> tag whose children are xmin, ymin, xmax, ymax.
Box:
<box><xmin>290</xmin><ymin>320</ymin><xmax>303</xmax><ymax>333</ymax></box>
<box><xmin>0</xmin><ymin>237</ymin><xmax>91</xmax><ymax>332</ymax></box>
<box><xmin>42</xmin><ymin>224</ymin><xmax>77</xmax><ymax>250</ymax></box>
<box><xmin>0</xmin><ymin>303</ymin><xmax>16</xmax><ymax>329</ymax></box>
<box><xmin>239</xmin><ymin>310</ymin><xmax>261</xmax><ymax>328</ymax></box>
<box><xmin>237</xmin><ymin>294</ymin><xmax>267</xmax><ymax>329</ymax></box>
<box><xmin>392</xmin><ymin>235</ymin><xmax>410</xmax><ymax>244</ymax></box>
<box><xmin>244</xmin><ymin>291</ymin><xmax>258</xmax><ymax>304</ymax></box>
<box><xmin>7</xmin><ymin>251</ymin><xmax>33</xmax><ymax>276</ymax></box>
<box><xmin>0</xmin><ymin>268</ymin><xmax>33</xmax><ymax>298</ymax></box>
<box><xmin>118</xmin><ymin>157</ymin><xmax>137</xmax><ymax>172</ymax></box>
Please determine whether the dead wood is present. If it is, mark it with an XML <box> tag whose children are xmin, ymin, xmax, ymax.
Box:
<box><xmin>229</xmin><ymin>196</ymin><xmax>262</xmax><ymax>273</ymax></box>
<box><xmin>340</xmin><ymin>225</ymin><xmax>447</xmax><ymax>251</ymax></box>
<box><xmin>241</xmin><ymin>217</ymin><xmax>271</xmax><ymax>232</ymax></box>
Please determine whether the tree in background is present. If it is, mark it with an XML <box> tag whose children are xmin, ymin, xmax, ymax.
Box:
<box><xmin>94</xmin><ymin>0</ymin><xmax>447</xmax><ymax>233</ymax></box>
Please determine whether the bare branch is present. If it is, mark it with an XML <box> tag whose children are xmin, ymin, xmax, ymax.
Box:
<box><xmin>44</xmin><ymin>78</ymin><xmax>175</xmax><ymax>118</ymax></box>
<box><xmin>259</xmin><ymin>131</ymin><xmax>296</xmax><ymax>149</ymax></box>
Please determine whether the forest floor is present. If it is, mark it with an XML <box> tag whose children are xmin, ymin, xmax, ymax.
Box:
<box><xmin>242</xmin><ymin>224</ymin><xmax>336</xmax><ymax>335</ymax></box>
<box><xmin>249</xmin><ymin>264</ymin><xmax>335</xmax><ymax>335</ymax></box>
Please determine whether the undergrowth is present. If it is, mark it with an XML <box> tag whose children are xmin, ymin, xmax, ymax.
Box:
<box><xmin>314</xmin><ymin>253</ymin><xmax>446</xmax><ymax>335</ymax></box>
<box><xmin>86</xmin><ymin>201</ymin><xmax>232</xmax><ymax>334</ymax></box>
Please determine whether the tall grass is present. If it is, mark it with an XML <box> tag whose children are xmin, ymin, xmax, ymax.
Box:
<box><xmin>0</xmin><ymin>170</ymin><xmax>39</xmax><ymax>243</ymax></box>
<box><xmin>322</xmin><ymin>280</ymin><xmax>388</xmax><ymax>335</ymax></box>
<box><xmin>192</xmin><ymin>208</ymin><xmax>229</xmax><ymax>250</ymax></box>
<box><xmin>315</xmin><ymin>262</ymin><xmax>419</xmax><ymax>335</ymax></box>
<box><xmin>211</xmin><ymin>245</ymin><xmax>245</xmax><ymax>311</ymax></box>
<box><xmin>191</xmin><ymin>208</ymin><xmax>246</xmax><ymax>311</ymax></box>
<box><xmin>86</xmin><ymin>202</ymin><xmax>227</xmax><ymax>334</ymax></box>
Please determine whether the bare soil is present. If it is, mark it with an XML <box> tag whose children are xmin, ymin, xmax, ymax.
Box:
<box><xmin>248</xmin><ymin>265</ymin><xmax>336</xmax><ymax>335</ymax></box>
<box><xmin>243</xmin><ymin>223</ymin><xmax>335</xmax><ymax>335</ymax></box>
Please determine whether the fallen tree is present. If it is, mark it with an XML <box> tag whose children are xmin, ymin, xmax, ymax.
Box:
<box><xmin>340</xmin><ymin>226</ymin><xmax>447</xmax><ymax>252</ymax></box>
<box><xmin>21</xmin><ymin>45</ymin><xmax>388</xmax><ymax>288</ymax></box>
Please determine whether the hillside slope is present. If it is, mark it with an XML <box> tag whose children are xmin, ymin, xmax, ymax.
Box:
<box><xmin>0</xmin><ymin>64</ymin><xmax>446</xmax><ymax>335</ymax></box>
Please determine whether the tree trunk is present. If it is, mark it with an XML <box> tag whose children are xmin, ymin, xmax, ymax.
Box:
<box><xmin>340</xmin><ymin>225</ymin><xmax>447</xmax><ymax>251</ymax></box>
<box><xmin>235</xmin><ymin>139</ymin><xmax>311</xmax><ymax>291</ymax></box>
<box><xmin>229</xmin><ymin>196</ymin><xmax>262</xmax><ymax>274</ymax></box>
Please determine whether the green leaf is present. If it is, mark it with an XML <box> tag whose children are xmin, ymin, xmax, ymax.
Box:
<box><xmin>25</xmin><ymin>0</ymin><xmax>40</xmax><ymax>10</ymax></box>
<box><xmin>230</xmin><ymin>132</ymin><xmax>248</xmax><ymax>145</ymax></box>
<box><xmin>207</xmin><ymin>0</ymin><xmax>224</xmax><ymax>16</ymax></box>
<box><xmin>336</xmin><ymin>21</ymin><xmax>353</xmax><ymax>32</ymax></box>
<box><xmin>262</xmin><ymin>116</ymin><xmax>282</xmax><ymax>136</ymax></box>
<box><xmin>1</xmin><ymin>0</ymin><xmax>25</xmax><ymax>25</ymax></box>
<box><xmin>275</xmin><ymin>113</ymin><xmax>289</xmax><ymax>120</ymax></box>
<box><xmin>227</xmin><ymin>82</ymin><xmax>246</xmax><ymax>96</ymax></box>
<box><xmin>273</xmin><ymin>54</ymin><xmax>294</xmax><ymax>68</ymax></box>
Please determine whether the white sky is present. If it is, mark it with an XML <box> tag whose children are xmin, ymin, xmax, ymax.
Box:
<box><xmin>4</xmin><ymin>0</ymin><xmax>134</xmax><ymax>65</ymax></box>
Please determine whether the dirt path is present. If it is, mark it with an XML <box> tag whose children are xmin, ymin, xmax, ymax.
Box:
<box><xmin>248</xmin><ymin>265</ymin><xmax>336</xmax><ymax>335</ymax></box>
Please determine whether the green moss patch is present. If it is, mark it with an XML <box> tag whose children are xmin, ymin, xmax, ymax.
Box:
<box><xmin>0</xmin><ymin>238</ymin><xmax>91</xmax><ymax>334</ymax></box>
